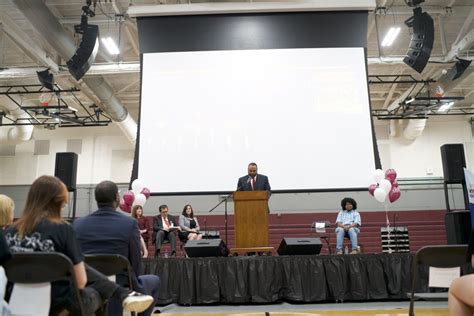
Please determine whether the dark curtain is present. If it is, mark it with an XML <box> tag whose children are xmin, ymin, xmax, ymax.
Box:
<box><xmin>143</xmin><ymin>253</ymin><xmax>433</xmax><ymax>305</ymax></box>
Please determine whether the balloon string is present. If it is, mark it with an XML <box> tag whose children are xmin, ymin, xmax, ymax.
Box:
<box><xmin>385</xmin><ymin>203</ymin><xmax>391</xmax><ymax>245</ymax></box>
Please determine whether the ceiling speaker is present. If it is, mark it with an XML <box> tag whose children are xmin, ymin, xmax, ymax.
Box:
<box><xmin>67</xmin><ymin>24</ymin><xmax>99</xmax><ymax>80</ymax></box>
<box><xmin>403</xmin><ymin>8</ymin><xmax>434</xmax><ymax>73</ymax></box>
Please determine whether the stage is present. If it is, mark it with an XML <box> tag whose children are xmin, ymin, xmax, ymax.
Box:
<box><xmin>142</xmin><ymin>253</ymin><xmax>453</xmax><ymax>305</ymax></box>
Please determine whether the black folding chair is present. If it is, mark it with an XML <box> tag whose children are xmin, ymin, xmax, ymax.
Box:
<box><xmin>85</xmin><ymin>254</ymin><xmax>150</xmax><ymax>315</ymax></box>
<box><xmin>409</xmin><ymin>244</ymin><xmax>469</xmax><ymax>316</ymax></box>
<box><xmin>3</xmin><ymin>252</ymin><xmax>85</xmax><ymax>315</ymax></box>
<box><xmin>311</xmin><ymin>221</ymin><xmax>332</xmax><ymax>254</ymax></box>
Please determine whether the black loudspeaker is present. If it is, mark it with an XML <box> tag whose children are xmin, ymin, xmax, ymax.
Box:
<box><xmin>277</xmin><ymin>237</ymin><xmax>322</xmax><ymax>255</ymax></box>
<box><xmin>445</xmin><ymin>211</ymin><xmax>471</xmax><ymax>244</ymax></box>
<box><xmin>67</xmin><ymin>24</ymin><xmax>99</xmax><ymax>80</ymax></box>
<box><xmin>184</xmin><ymin>239</ymin><xmax>229</xmax><ymax>257</ymax></box>
<box><xmin>54</xmin><ymin>152</ymin><xmax>78</xmax><ymax>191</ymax></box>
<box><xmin>441</xmin><ymin>144</ymin><xmax>466</xmax><ymax>182</ymax></box>
<box><xmin>403</xmin><ymin>8</ymin><xmax>434</xmax><ymax>73</ymax></box>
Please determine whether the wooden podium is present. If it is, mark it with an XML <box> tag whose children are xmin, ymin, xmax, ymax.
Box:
<box><xmin>231</xmin><ymin>191</ymin><xmax>273</xmax><ymax>254</ymax></box>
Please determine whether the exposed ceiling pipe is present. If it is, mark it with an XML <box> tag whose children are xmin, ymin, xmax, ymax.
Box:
<box><xmin>11</xmin><ymin>0</ymin><xmax>137</xmax><ymax>145</ymax></box>
<box><xmin>0</xmin><ymin>95</ymin><xmax>34</xmax><ymax>145</ymax></box>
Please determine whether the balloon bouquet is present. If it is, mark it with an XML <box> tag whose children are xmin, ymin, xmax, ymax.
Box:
<box><xmin>368</xmin><ymin>168</ymin><xmax>401</xmax><ymax>253</ymax></box>
<box><xmin>119</xmin><ymin>179</ymin><xmax>151</xmax><ymax>213</ymax></box>
<box><xmin>369</xmin><ymin>168</ymin><xmax>400</xmax><ymax>204</ymax></box>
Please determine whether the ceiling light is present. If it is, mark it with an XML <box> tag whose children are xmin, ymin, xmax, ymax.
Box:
<box><xmin>101</xmin><ymin>37</ymin><xmax>120</xmax><ymax>55</ymax></box>
<box><xmin>405</xmin><ymin>96</ymin><xmax>415</xmax><ymax>104</ymax></box>
<box><xmin>381</xmin><ymin>27</ymin><xmax>401</xmax><ymax>47</ymax></box>
<box><xmin>438</xmin><ymin>102</ymin><xmax>454</xmax><ymax>112</ymax></box>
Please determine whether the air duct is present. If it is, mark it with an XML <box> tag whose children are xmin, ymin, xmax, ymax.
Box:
<box><xmin>12</xmin><ymin>0</ymin><xmax>137</xmax><ymax>145</ymax></box>
<box><xmin>0</xmin><ymin>95</ymin><xmax>34</xmax><ymax>145</ymax></box>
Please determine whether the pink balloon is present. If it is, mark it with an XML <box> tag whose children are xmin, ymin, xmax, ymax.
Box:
<box><xmin>141</xmin><ymin>187</ymin><xmax>151</xmax><ymax>199</ymax></box>
<box><xmin>368</xmin><ymin>183</ymin><xmax>377</xmax><ymax>196</ymax></box>
<box><xmin>123</xmin><ymin>191</ymin><xmax>135</xmax><ymax>205</ymax></box>
<box><xmin>119</xmin><ymin>200</ymin><xmax>131</xmax><ymax>213</ymax></box>
<box><xmin>385</xmin><ymin>169</ymin><xmax>397</xmax><ymax>183</ymax></box>
<box><xmin>388</xmin><ymin>187</ymin><xmax>401</xmax><ymax>203</ymax></box>
<box><xmin>392</xmin><ymin>179</ymin><xmax>399</xmax><ymax>188</ymax></box>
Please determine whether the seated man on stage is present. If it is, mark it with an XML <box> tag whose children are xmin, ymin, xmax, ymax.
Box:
<box><xmin>335</xmin><ymin>197</ymin><xmax>361</xmax><ymax>255</ymax></box>
<box><xmin>237</xmin><ymin>162</ymin><xmax>271</xmax><ymax>192</ymax></box>
<box><xmin>153</xmin><ymin>204</ymin><xmax>181</xmax><ymax>257</ymax></box>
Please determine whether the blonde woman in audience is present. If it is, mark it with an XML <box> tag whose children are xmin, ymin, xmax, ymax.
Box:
<box><xmin>4</xmin><ymin>175</ymin><xmax>153</xmax><ymax>315</ymax></box>
<box><xmin>0</xmin><ymin>194</ymin><xmax>14</xmax><ymax>229</ymax></box>
<box><xmin>179</xmin><ymin>204</ymin><xmax>202</xmax><ymax>241</ymax></box>
<box><xmin>448</xmin><ymin>230</ymin><xmax>474</xmax><ymax>315</ymax></box>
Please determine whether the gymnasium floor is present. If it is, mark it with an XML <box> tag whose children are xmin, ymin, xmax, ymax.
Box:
<box><xmin>154</xmin><ymin>301</ymin><xmax>449</xmax><ymax>315</ymax></box>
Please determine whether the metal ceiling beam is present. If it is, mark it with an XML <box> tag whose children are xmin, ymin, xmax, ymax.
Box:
<box><xmin>0</xmin><ymin>12</ymin><xmax>60</xmax><ymax>72</ymax></box>
<box><xmin>11</xmin><ymin>0</ymin><xmax>137</xmax><ymax>144</ymax></box>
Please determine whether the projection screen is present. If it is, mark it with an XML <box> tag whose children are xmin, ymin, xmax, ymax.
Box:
<box><xmin>138</xmin><ymin>47</ymin><xmax>377</xmax><ymax>193</ymax></box>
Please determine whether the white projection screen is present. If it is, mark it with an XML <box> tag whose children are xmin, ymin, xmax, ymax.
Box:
<box><xmin>138</xmin><ymin>47</ymin><xmax>376</xmax><ymax>193</ymax></box>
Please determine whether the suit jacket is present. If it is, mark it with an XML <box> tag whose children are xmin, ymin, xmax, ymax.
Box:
<box><xmin>73</xmin><ymin>207</ymin><xmax>143</xmax><ymax>289</ymax></box>
<box><xmin>237</xmin><ymin>174</ymin><xmax>271</xmax><ymax>192</ymax></box>
<box><xmin>152</xmin><ymin>215</ymin><xmax>178</xmax><ymax>244</ymax></box>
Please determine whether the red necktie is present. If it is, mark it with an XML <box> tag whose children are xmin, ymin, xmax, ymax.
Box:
<box><xmin>252</xmin><ymin>178</ymin><xmax>256</xmax><ymax>191</ymax></box>
<box><xmin>164</xmin><ymin>217</ymin><xmax>170</xmax><ymax>227</ymax></box>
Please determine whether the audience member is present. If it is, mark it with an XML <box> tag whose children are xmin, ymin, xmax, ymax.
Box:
<box><xmin>73</xmin><ymin>180</ymin><xmax>160</xmax><ymax>316</ymax></box>
<box><xmin>448</xmin><ymin>230</ymin><xmax>474</xmax><ymax>316</ymax></box>
<box><xmin>0</xmin><ymin>195</ymin><xmax>14</xmax><ymax>229</ymax></box>
<box><xmin>4</xmin><ymin>175</ymin><xmax>153</xmax><ymax>315</ymax></box>
<box><xmin>178</xmin><ymin>204</ymin><xmax>202</xmax><ymax>242</ymax></box>
<box><xmin>152</xmin><ymin>205</ymin><xmax>180</xmax><ymax>257</ymax></box>
<box><xmin>335</xmin><ymin>197</ymin><xmax>361</xmax><ymax>255</ymax></box>
<box><xmin>132</xmin><ymin>205</ymin><xmax>149</xmax><ymax>258</ymax></box>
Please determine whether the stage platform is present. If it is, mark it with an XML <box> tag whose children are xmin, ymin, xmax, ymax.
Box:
<box><xmin>142</xmin><ymin>253</ymin><xmax>465</xmax><ymax>306</ymax></box>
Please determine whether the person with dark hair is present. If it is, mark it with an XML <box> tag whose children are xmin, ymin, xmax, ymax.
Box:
<box><xmin>237</xmin><ymin>162</ymin><xmax>271</xmax><ymax>192</ymax></box>
<box><xmin>178</xmin><ymin>204</ymin><xmax>202</xmax><ymax>241</ymax></box>
<box><xmin>335</xmin><ymin>197</ymin><xmax>361</xmax><ymax>255</ymax></box>
<box><xmin>132</xmin><ymin>205</ymin><xmax>149</xmax><ymax>258</ymax></box>
<box><xmin>5</xmin><ymin>176</ymin><xmax>153</xmax><ymax>315</ymax></box>
<box><xmin>73</xmin><ymin>180</ymin><xmax>160</xmax><ymax>316</ymax></box>
<box><xmin>152</xmin><ymin>204</ymin><xmax>180</xmax><ymax>257</ymax></box>
<box><xmin>448</xmin><ymin>230</ymin><xmax>474</xmax><ymax>315</ymax></box>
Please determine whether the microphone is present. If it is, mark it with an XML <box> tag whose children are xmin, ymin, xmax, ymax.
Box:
<box><xmin>247</xmin><ymin>176</ymin><xmax>252</xmax><ymax>184</ymax></box>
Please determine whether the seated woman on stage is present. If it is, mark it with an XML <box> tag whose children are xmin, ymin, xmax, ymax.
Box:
<box><xmin>4</xmin><ymin>175</ymin><xmax>153</xmax><ymax>315</ymax></box>
<box><xmin>179</xmin><ymin>204</ymin><xmax>202</xmax><ymax>242</ymax></box>
<box><xmin>131</xmin><ymin>205</ymin><xmax>149</xmax><ymax>258</ymax></box>
<box><xmin>335</xmin><ymin>197</ymin><xmax>361</xmax><ymax>255</ymax></box>
<box><xmin>448</xmin><ymin>230</ymin><xmax>474</xmax><ymax>316</ymax></box>
<box><xmin>0</xmin><ymin>194</ymin><xmax>14</xmax><ymax>229</ymax></box>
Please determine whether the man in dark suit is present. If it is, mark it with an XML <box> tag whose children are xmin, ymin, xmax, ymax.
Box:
<box><xmin>237</xmin><ymin>162</ymin><xmax>271</xmax><ymax>192</ymax></box>
<box><xmin>73</xmin><ymin>181</ymin><xmax>160</xmax><ymax>316</ymax></box>
<box><xmin>152</xmin><ymin>204</ymin><xmax>180</xmax><ymax>257</ymax></box>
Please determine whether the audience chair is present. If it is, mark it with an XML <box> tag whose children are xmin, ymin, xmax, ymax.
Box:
<box><xmin>409</xmin><ymin>244</ymin><xmax>469</xmax><ymax>316</ymax></box>
<box><xmin>84</xmin><ymin>254</ymin><xmax>137</xmax><ymax>316</ymax></box>
<box><xmin>3</xmin><ymin>252</ymin><xmax>85</xmax><ymax>315</ymax></box>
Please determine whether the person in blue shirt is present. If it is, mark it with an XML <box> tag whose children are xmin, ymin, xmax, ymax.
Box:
<box><xmin>335</xmin><ymin>197</ymin><xmax>361</xmax><ymax>255</ymax></box>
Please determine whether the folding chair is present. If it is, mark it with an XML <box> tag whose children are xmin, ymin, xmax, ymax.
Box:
<box><xmin>409</xmin><ymin>244</ymin><xmax>469</xmax><ymax>316</ymax></box>
<box><xmin>311</xmin><ymin>221</ymin><xmax>332</xmax><ymax>254</ymax></box>
<box><xmin>84</xmin><ymin>254</ymin><xmax>137</xmax><ymax>316</ymax></box>
<box><xmin>3</xmin><ymin>252</ymin><xmax>85</xmax><ymax>315</ymax></box>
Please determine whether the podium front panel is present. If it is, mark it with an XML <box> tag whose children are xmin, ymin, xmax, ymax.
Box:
<box><xmin>233</xmin><ymin>191</ymin><xmax>269</xmax><ymax>248</ymax></box>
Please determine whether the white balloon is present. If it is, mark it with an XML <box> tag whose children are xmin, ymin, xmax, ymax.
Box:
<box><xmin>374</xmin><ymin>188</ymin><xmax>387</xmax><ymax>203</ymax></box>
<box><xmin>373</xmin><ymin>169</ymin><xmax>385</xmax><ymax>183</ymax></box>
<box><xmin>131</xmin><ymin>179</ymin><xmax>144</xmax><ymax>194</ymax></box>
<box><xmin>133</xmin><ymin>193</ymin><xmax>147</xmax><ymax>207</ymax></box>
<box><xmin>379</xmin><ymin>179</ymin><xmax>392</xmax><ymax>193</ymax></box>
